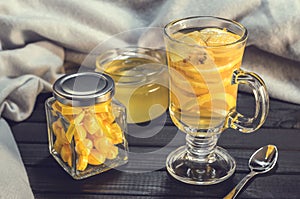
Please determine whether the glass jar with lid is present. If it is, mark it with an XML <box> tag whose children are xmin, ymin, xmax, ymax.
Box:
<box><xmin>45</xmin><ymin>72</ymin><xmax>128</xmax><ymax>179</ymax></box>
<box><xmin>95</xmin><ymin>47</ymin><xmax>169</xmax><ymax>124</ymax></box>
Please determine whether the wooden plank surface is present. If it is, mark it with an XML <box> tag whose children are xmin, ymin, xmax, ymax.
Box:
<box><xmin>26</xmin><ymin>167</ymin><xmax>300</xmax><ymax>199</ymax></box>
<box><xmin>9</xmin><ymin>93</ymin><xmax>300</xmax><ymax>199</ymax></box>
<box><xmin>17</xmin><ymin>144</ymin><xmax>300</xmax><ymax>174</ymax></box>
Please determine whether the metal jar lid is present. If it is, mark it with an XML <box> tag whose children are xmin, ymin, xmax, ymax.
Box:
<box><xmin>53</xmin><ymin>72</ymin><xmax>115</xmax><ymax>107</ymax></box>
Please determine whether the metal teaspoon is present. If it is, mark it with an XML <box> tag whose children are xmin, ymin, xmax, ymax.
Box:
<box><xmin>224</xmin><ymin>145</ymin><xmax>278</xmax><ymax>199</ymax></box>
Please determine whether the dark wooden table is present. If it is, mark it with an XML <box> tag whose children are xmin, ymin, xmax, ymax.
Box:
<box><xmin>9</xmin><ymin>92</ymin><xmax>300</xmax><ymax>199</ymax></box>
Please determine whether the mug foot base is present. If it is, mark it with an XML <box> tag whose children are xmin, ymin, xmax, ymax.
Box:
<box><xmin>166</xmin><ymin>146</ymin><xmax>236</xmax><ymax>185</ymax></box>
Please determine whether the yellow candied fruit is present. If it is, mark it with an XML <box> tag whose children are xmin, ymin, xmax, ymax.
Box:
<box><xmin>77</xmin><ymin>155</ymin><xmax>88</xmax><ymax>171</ymax></box>
<box><xmin>55</xmin><ymin>128</ymin><xmax>68</xmax><ymax>145</ymax></box>
<box><xmin>93</xmin><ymin>136</ymin><xmax>115</xmax><ymax>155</ymax></box>
<box><xmin>110</xmin><ymin>123</ymin><xmax>123</xmax><ymax>144</ymax></box>
<box><xmin>83</xmin><ymin>139</ymin><xmax>93</xmax><ymax>150</ymax></box>
<box><xmin>61</xmin><ymin>144</ymin><xmax>72</xmax><ymax>167</ymax></box>
<box><xmin>53</xmin><ymin>139</ymin><xmax>63</xmax><ymax>153</ymax></box>
<box><xmin>106</xmin><ymin>145</ymin><xmax>118</xmax><ymax>160</ymax></box>
<box><xmin>64</xmin><ymin>115</ymin><xmax>74</xmax><ymax>123</ymax></box>
<box><xmin>52</xmin><ymin>126</ymin><xmax>60</xmax><ymax>137</ymax></box>
<box><xmin>96</xmin><ymin>119</ymin><xmax>124</xmax><ymax>145</ymax></box>
<box><xmin>51</xmin><ymin>101</ymin><xmax>62</xmax><ymax>113</ymax></box>
<box><xmin>83</xmin><ymin>112</ymin><xmax>101</xmax><ymax>135</ymax></box>
<box><xmin>51</xmin><ymin>99</ymin><xmax>124</xmax><ymax>172</ymax></box>
<box><xmin>61</xmin><ymin>106</ymin><xmax>83</xmax><ymax>116</ymax></box>
<box><xmin>88</xmin><ymin>149</ymin><xmax>106</xmax><ymax>165</ymax></box>
<box><xmin>52</xmin><ymin>119</ymin><xmax>63</xmax><ymax>136</ymax></box>
<box><xmin>94</xmin><ymin>128</ymin><xmax>104</xmax><ymax>137</ymax></box>
<box><xmin>73</xmin><ymin>111</ymin><xmax>85</xmax><ymax>124</ymax></box>
<box><xmin>95</xmin><ymin>118</ymin><xmax>110</xmax><ymax>135</ymax></box>
<box><xmin>65</xmin><ymin>123</ymin><xmax>76</xmax><ymax>143</ymax></box>
<box><xmin>74</xmin><ymin>125</ymin><xmax>87</xmax><ymax>141</ymax></box>
<box><xmin>88</xmin><ymin>100</ymin><xmax>112</xmax><ymax>113</ymax></box>
<box><xmin>96</xmin><ymin>112</ymin><xmax>115</xmax><ymax>123</ymax></box>
<box><xmin>52</xmin><ymin>119</ymin><xmax>64</xmax><ymax>137</ymax></box>
<box><xmin>53</xmin><ymin>137</ymin><xmax>67</xmax><ymax>154</ymax></box>
<box><xmin>54</xmin><ymin>101</ymin><xmax>82</xmax><ymax>116</ymax></box>
<box><xmin>75</xmin><ymin>140</ymin><xmax>91</xmax><ymax>156</ymax></box>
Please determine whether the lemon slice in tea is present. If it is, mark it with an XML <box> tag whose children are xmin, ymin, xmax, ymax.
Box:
<box><xmin>199</xmin><ymin>28</ymin><xmax>241</xmax><ymax>47</ymax></box>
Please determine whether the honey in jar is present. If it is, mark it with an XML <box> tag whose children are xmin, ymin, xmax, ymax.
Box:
<box><xmin>96</xmin><ymin>47</ymin><xmax>169</xmax><ymax>124</ymax></box>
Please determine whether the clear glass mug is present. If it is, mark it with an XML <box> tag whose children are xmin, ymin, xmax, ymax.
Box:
<box><xmin>164</xmin><ymin>16</ymin><xmax>269</xmax><ymax>185</ymax></box>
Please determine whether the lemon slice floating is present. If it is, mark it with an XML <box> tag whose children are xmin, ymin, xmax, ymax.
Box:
<box><xmin>199</xmin><ymin>28</ymin><xmax>241</xmax><ymax>46</ymax></box>
<box><xmin>170</xmin><ymin>31</ymin><xmax>208</xmax><ymax>63</ymax></box>
<box><xmin>174</xmin><ymin>28</ymin><xmax>240</xmax><ymax>47</ymax></box>
<box><xmin>176</xmin><ymin>31</ymin><xmax>207</xmax><ymax>46</ymax></box>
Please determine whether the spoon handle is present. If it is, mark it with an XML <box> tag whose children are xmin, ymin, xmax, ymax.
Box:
<box><xmin>223</xmin><ymin>171</ymin><xmax>257</xmax><ymax>199</ymax></box>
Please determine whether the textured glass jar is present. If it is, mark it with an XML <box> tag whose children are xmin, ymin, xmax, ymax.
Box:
<box><xmin>45</xmin><ymin>72</ymin><xmax>128</xmax><ymax>180</ymax></box>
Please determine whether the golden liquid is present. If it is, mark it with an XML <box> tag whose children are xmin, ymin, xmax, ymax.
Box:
<box><xmin>166</xmin><ymin>28</ymin><xmax>244</xmax><ymax>132</ymax></box>
<box><xmin>99</xmin><ymin>58</ymin><xmax>169</xmax><ymax>123</ymax></box>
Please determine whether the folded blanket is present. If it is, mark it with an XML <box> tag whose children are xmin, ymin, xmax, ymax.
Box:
<box><xmin>0</xmin><ymin>0</ymin><xmax>299</xmax><ymax>197</ymax></box>
<box><xmin>0</xmin><ymin>118</ymin><xmax>34</xmax><ymax>199</ymax></box>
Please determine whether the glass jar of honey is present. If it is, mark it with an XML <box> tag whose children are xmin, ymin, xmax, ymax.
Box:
<box><xmin>95</xmin><ymin>47</ymin><xmax>169</xmax><ymax>124</ymax></box>
<box><xmin>45</xmin><ymin>72</ymin><xmax>128</xmax><ymax>179</ymax></box>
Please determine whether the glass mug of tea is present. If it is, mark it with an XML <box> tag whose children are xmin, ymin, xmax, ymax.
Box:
<box><xmin>164</xmin><ymin>16</ymin><xmax>269</xmax><ymax>185</ymax></box>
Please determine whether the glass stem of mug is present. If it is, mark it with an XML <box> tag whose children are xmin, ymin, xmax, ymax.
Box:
<box><xmin>185</xmin><ymin>134</ymin><xmax>218</xmax><ymax>163</ymax></box>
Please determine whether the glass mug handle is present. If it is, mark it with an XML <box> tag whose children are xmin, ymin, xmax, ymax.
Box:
<box><xmin>227</xmin><ymin>69</ymin><xmax>269</xmax><ymax>133</ymax></box>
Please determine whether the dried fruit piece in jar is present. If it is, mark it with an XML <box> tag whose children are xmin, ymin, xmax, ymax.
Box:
<box><xmin>83</xmin><ymin>112</ymin><xmax>101</xmax><ymax>135</ymax></box>
<box><xmin>89</xmin><ymin>100</ymin><xmax>112</xmax><ymax>113</ymax></box>
<box><xmin>106</xmin><ymin>145</ymin><xmax>118</xmax><ymax>160</ymax></box>
<box><xmin>73</xmin><ymin>111</ymin><xmax>85</xmax><ymax>124</ymax></box>
<box><xmin>83</xmin><ymin>138</ymin><xmax>93</xmax><ymax>150</ymax></box>
<box><xmin>93</xmin><ymin>136</ymin><xmax>117</xmax><ymax>157</ymax></box>
<box><xmin>65</xmin><ymin>123</ymin><xmax>76</xmax><ymax>143</ymax></box>
<box><xmin>109</xmin><ymin>122</ymin><xmax>123</xmax><ymax>144</ymax></box>
<box><xmin>51</xmin><ymin>101</ymin><xmax>62</xmax><ymax>113</ymax></box>
<box><xmin>96</xmin><ymin>112</ymin><xmax>115</xmax><ymax>123</ymax></box>
<box><xmin>55</xmin><ymin>128</ymin><xmax>68</xmax><ymax>146</ymax></box>
<box><xmin>61</xmin><ymin>105</ymin><xmax>83</xmax><ymax>116</ymax></box>
<box><xmin>74</xmin><ymin>125</ymin><xmax>87</xmax><ymax>141</ymax></box>
<box><xmin>60</xmin><ymin>144</ymin><xmax>72</xmax><ymax>167</ymax></box>
<box><xmin>77</xmin><ymin>155</ymin><xmax>88</xmax><ymax>171</ymax></box>
<box><xmin>51</xmin><ymin>99</ymin><xmax>124</xmax><ymax>172</ymax></box>
<box><xmin>52</xmin><ymin>119</ymin><xmax>63</xmax><ymax>135</ymax></box>
<box><xmin>75</xmin><ymin>140</ymin><xmax>91</xmax><ymax>156</ymax></box>
<box><xmin>88</xmin><ymin>149</ymin><xmax>106</xmax><ymax>165</ymax></box>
